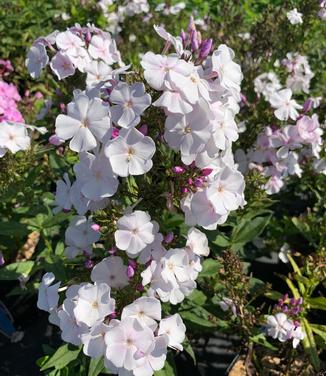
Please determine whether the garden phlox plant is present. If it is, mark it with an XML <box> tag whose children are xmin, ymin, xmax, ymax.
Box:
<box><xmin>28</xmin><ymin>17</ymin><xmax>247</xmax><ymax>375</ymax></box>
<box><xmin>236</xmin><ymin>53</ymin><xmax>325</xmax><ymax>194</ymax></box>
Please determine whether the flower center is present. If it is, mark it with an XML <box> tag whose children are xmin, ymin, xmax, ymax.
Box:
<box><xmin>92</xmin><ymin>301</ymin><xmax>99</xmax><ymax>308</ymax></box>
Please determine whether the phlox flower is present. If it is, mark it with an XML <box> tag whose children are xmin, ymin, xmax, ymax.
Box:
<box><xmin>64</xmin><ymin>215</ymin><xmax>101</xmax><ymax>258</ymax></box>
<box><xmin>185</xmin><ymin>227</ymin><xmax>209</xmax><ymax>257</ymax></box>
<box><xmin>0</xmin><ymin>121</ymin><xmax>30</xmax><ymax>156</ymax></box>
<box><xmin>74</xmin><ymin>151</ymin><xmax>118</xmax><ymax>201</ymax></box>
<box><xmin>50</xmin><ymin>52</ymin><xmax>75</xmax><ymax>79</ymax></box>
<box><xmin>105</xmin><ymin>317</ymin><xmax>154</xmax><ymax>371</ymax></box>
<box><xmin>161</xmin><ymin>248</ymin><xmax>191</xmax><ymax>285</ymax></box>
<box><xmin>114</xmin><ymin>210</ymin><xmax>155</xmax><ymax>256</ymax></box>
<box><xmin>105</xmin><ymin>127</ymin><xmax>155</xmax><ymax>177</ymax></box>
<box><xmin>121</xmin><ymin>297</ymin><xmax>161</xmax><ymax>330</ymax></box>
<box><xmin>25</xmin><ymin>43</ymin><xmax>49</xmax><ymax>79</ymax></box>
<box><xmin>158</xmin><ymin>314</ymin><xmax>186</xmax><ymax>351</ymax></box>
<box><xmin>55</xmin><ymin>92</ymin><xmax>111</xmax><ymax>152</ymax></box>
<box><xmin>287</xmin><ymin>8</ymin><xmax>303</xmax><ymax>25</ymax></box>
<box><xmin>53</xmin><ymin>173</ymin><xmax>72</xmax><ymax>213</ymax></box>
<box><xmin>110</xmin><ymin>82</ymin><xmax>151</xmax><ymax>128</ymax></box>
<box><xmin>269</xmin><ymin>89</ymin><xmax>302</xmax><ymax>121</ymax></box>
<box><xmin>37</xmin><ymin>272</ymin><xmax>60</xmax><ymax>312</ymax></box>
<box><xmin>73</xmin><ymin>282</ymin><xmax>115</xmax><ymax>327</ymax></box>
<box><xmin>88</xmin><ymin>34</ymin><xmax>117</xmax><ymax>64</ymax></box>
<box><xmin>55</xmin><ymin>31</ymin><xmax>85</xmax><ymax>56</ymax></box>
<box><xmin>86</xmin><ymin>60</ymin><xmax>112</xmax><ymax>88</ymax></box>
<box><xmin>266</xmin><ymin>313</ymin><xmax>294</xmax><ymax>342</ymax></box>
<box><xmin>81</xmin><ymin>322</ymin><xmax>110</xmax><ymax>359</ymax></box>
<box><xmin>91</xmin><ymin>256</ymin><xmax>129</xmax><ymax>289</ymax></box>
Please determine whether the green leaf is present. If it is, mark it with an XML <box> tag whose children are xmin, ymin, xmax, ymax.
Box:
<box><xmin>180</xmin><ymin>306</ymin><xmax>218</xmax><ymax>328</ymax></box>
<box><xmin>0</xmin><ymin>261</ymin><xmax>34</xmax><ymax>280</ymax></box>
<box><xmin>199</xmin><ymin>259</ymin><xmax>222</xmax><ymax>278</ymax></box>
<box><xmin>187</xmin><ymin>290</ymin><xmax>207</xmax><ymax>306</ymax></box>
<box><xmin>301</xmin><ymin>318</ymin><xmax>320</xmax><ymax>371</ymax></box>
<box><xmin>183</xmin><ymin>337</ymin><xmax>196</xmax><ymax>364</ymax></box>
<box><xmin>0</xmin><ymin>221</ymin><xmax>29</xmax><ymax>237</ymax></box>
<box><xmin>250</xmin><ymin>333</ymin><xmax>277</xmax><ymax>351</ymax></box>
<box><xmin>88</xmin><ymin>357</ymin><xmax>105</xmax><ymax>376</ymax></box>
<box><xmin>310</xmin><ymin>324</ymin><xmax>326</xmax><ymax>342</ymax></box>
<box><xmin>212</xmin><ymin>234</ymin><xmax>230</xmax><ymax>247</ymax></box>
<box><xmin>40</xmin><ymin>344</ymin><xmax>81</xmax><ymax>371</ymax></box>
<box><xmin>231</xmin><ymin>214</ymin><xmax>271</xmax><ymax>248</ymax></box>
<box><xmin>307</xmin><ymin>297</ymin><xmax>326</xmax><ymax>311</ymax></box>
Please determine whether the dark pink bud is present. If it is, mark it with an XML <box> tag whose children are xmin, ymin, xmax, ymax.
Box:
<box><xmin>59</xmin><ymin>103</ymin><xmax>66</xmax><ymax>112</ymax></box>
<box><xmin>127</xmin><ymin>265</ymin><xmax>135</xmax><ymax>278</ymax></box>
<box><xmin>297</xmin><ymin>297</ymin><xmax>303</xmax><ymax>305</ymax></box>
<box><xmin>109</xmin><ymin>312</ymin><xmax>117</xmax><ymax>319</ymax></box>
<box><xmin>180</xmin><ymin>29</ymin><xmax>187</xmax><ymax>47</ymax></box>
<box><xmin>24</xmin><ymin>90</ymin><xmax>30</xmax><ymax>97</ymax></box>
<box><xmin>181</xmin><ymin>187</ymin><xmax>189</xmax><ymax>194</ymax></box>
<box><xmin>172</xmin><ymin>166</ymin><xmax>185</xmax><ymax>174</ymax></box>
<box><xmin>164</xmin><ymin>232</ymin><xmax>174</xmax><ymax>244</ymax></box>
<box><xmin>138</xmin><ymin>124</ymin><xmax>148</xmax><ymax>136</ymax></box>
<box><xmin>136</xmin><ymin>283</ymin><xmax>144</xmax><ymax>292</ymax></box>
<box><xmin>194</xmin><ymin>177</ymin><xmax>204</xmax><ymax>187</ymax></box>
<box><xmin>85</xmin><ymin>31</ymin><xmax>92</xmax><ymax>44</ymax></box>
<box><xmin>49</xmin><ymin>134</ymin><xmax>64</xmax><ymax>146</ymax></box>
<box><xmin>91</xmin><ymin>224</ymin><xmax>101</xmax><ymax>232</ymax></box>
<box><xmin>85</xmin><ymin>259</ymin><xmax>94</xmax><ymax>269</ymax></box>
<box><xmin>201</xmin><ymin>168</ymin><xmax>213</xmax><ymax>176</ymax></box>
<box><xmin>283</xmin><ymin>305</ymin><xmax>289</xmax><ymax>313</ymax></box>
<box><xmin>199</xmin><ymin>39</ymin><xmax>213</xmax><ymax>60</ymax></box>
<box><xmin>34</xmin><ymin>91</ymin><xmax>43</xmax><ymax>100</ymax></box>
<box><xmin>191</xmin><ymin>30</ymin><xmax>199</xmax><ymax>52</ymax></box>
<box><xmin>290</xmin><ymin>298</ymin><xmax>296</xmax><ymax>305</ymax></box>
<box><xmin>0</xmin><ymin>251</ymin><xmax>4</xmax><ymax>266</ymax></box>
<box><xmin>128</xmin><ymin>259</ymin><xmax>137</xmax><ymax>269</ymax></box>
<box><xmin>187</xmin><ymin>178</ymin><xmax>193</xmax><ymax>185</ymax></box>
<box><xmin>108</xmin><ymin>246</ymin><xmax>117</xmax><ymax>255</ymax></box>
<box><xmin>111</xmin><ymin>127</ymin><xmax>119</xmax><ymax>139</ymax></box>
<box><xmin>303</xmin><ymin>98</ymin><xmax>313</xmax><ymax>113</ymax></box>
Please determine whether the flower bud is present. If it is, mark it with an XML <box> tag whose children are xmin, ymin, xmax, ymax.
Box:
<box><xmin>201</xmin><ymin>168</ymin><xmax>213</xmax><ymax>176</ymax></box>
<box><xmin>127</xmin><ymin>265</ymin><xmax>135</xmax><ymax>278</ymax></box>
<box><xmin>85</xmin><ymin>259</ymin><xmax>94</xmax><ymax>269</ymax></box>
<box><xmin>0</xmin><ymin>251</ymin><xmax>4</xmax><ymax>266</ymax></box>
<box><xmin>164</xmin><ymin>232</ymin><xmax>174</xmax><ymax>244</ymax></box>
<box><xmin>199</xmin><ymin>39</ymin><xmax>213</xmax><ymax>60</ymax></box>
<box><xmin>108</xmin><ymin>246</ymin><xmax>117</xmax><ymax>255</ymax></box>
<box><xmin>303</xmin><ymin>98</ymin><xmax>313</xmax><ymax>113</ymax></box>
<box><xmin>191</xmin><ymin>30</ymin><xmax>199</xmax><ymax>52</ymax></box>
<box><xmin>49</xmin><ymin>134</ymin><xmax>64</xmax><ymax>146</ymax></box>
<box><xmin>172</xmin><ymin>166</ymin><xmax>185</xmax><ymax>174</ymax></box>
<box><xmin>91</xmin><ymin>224</ymin><xmax>101</xmax><ymax>232</ymax></box>
<box><xmin>138</xmin><ymin>123</ymin><xmax>148</xmax><ymax>136</ymax></box>
<box><xmin>180</xmin><ymin>29</ymin><xmax>187</xmax><ymax>47</ymax></box>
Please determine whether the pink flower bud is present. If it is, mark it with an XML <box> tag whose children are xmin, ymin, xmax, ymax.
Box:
<box><xmin>164</xmin><ymin>232</ymin><xmax>174</xmax><ymax>244</ymax></box>
<box><xmin>34</xmin><ymin>91</ymin><xmax>43</xmax><ymax>100</ymax></box>
<box><xmin>49</xmin><ymin>134</ymin><xmax>64</xmax><ymax>146</ymax></box>
<box><xmin>111</xmin><ymin>127</ymin><xmax>119</xmax><ymax>139</ymax></box>
<box><xmin>194</xmin><ymin>177</ymin><xmax>204</xmax><ymax>187</ymax></box>
<box><xmin>303</xmin><ymin>98</ymin><xmax>313</xmax><ymax>113</ymax></box>
<box><xmin>172</xmin><ymin>166</ymin><xmax>185</xmax><ymax>174</ymax></box>
<box><xmin>138</xmin><ymin>124</ymin><xmax>148</xmax><ymax>136</ymax></box>
<box><xmin>127</xmin><ymin>265</ymin><xmax>135</xmax><ymax>278</ymax></box>
<box><xmin>201</xmin><ymin>168</ymin><xmax>213</xmax><ymax>176</ymax></box>
<box><xmin>128</xmin><ymin>259</ymin><xmax>137</xmax><ymax>269</ymax></box>
<box><xmin>108</xmin><ymin>246</ymin><xmax>117</xmax><ymax>255</ymax></box>
<box><xmin>0</xmin><ymin>251</ymin><xmax>5</xmax><ymax>266</ymax></box>
<box><xmin>109</xmin><ymin>312</ymin><xmax>117</xmax><ymax>319</ymax></box>
<box><xmin>187</xmin><ymin>178</ymin><xmax>193</xmax><ymax>185</ymax></box>
<box><xmin>91</xmin><ymin>224</ymin><xmax>101</xmax><ymax>232</ymax></box>
<box><xmin>59</xmin><ymin>103</ymin><xmax>66</xmax><ymax>112</ymax></box>
<box><xmin>181</xmin><ymin>187</ymin><xmax>189</xmax><ymax>193</ymax></box>
<box><xmin>136</xmin><ymin>283</ymin><xmax>144</xmax><ymax>292</ymax></box>
<box><xmin>85</xmin><ymin>259</ymin><xmax>94</xmax><ymax>269</ymax></box>
<box><xmin>199</xmin><ymin>39</ymin><xmax>213</xmax><ymax>60</ymax></box>
<box><xmin>191</xmin><ymin>30</ymin><xmax>199</xmax><ymax>52</ymax></box>
<box><xmin>188</xmin><ymin>16</ymin><xmax>196</xmax><ymax>32</ymax></box>
<box><xmin>180</xmin><ymin>29</ymin><xmax>187</xmax><ymax>47</ymax></box>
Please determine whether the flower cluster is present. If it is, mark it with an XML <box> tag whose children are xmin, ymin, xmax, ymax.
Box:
<box><xmin>26</xmin><ymin>24</ymin><xmax>122</xmax><ymax>80</ymax></box>
<box><xmin>266</xmin><ymin>312</ymin><xmax>305</xmax><ymax>349</ymax></box>
<box><xmin>237</xmin><ymin>55</ymin><xmax>325</xmax><ymax>194</ymax></box>
<box><xmin>286</xmin><ymin>8</ymin><xmax>303</xmax><ymax>25</ymax></box>
<box><xmin>29</xmin><ymin>19</ymin><xmax>248</xmax><ymax>373</ymax></box>
<box><xmin>142</xmin><ymin>19</ymin><xmax>245</xmax><ymax>229</ymax></box>
<box><xmin>38</xmin><ymin>272</ymin><xmax>186</xmax><ymax>375</ymax></box>
<box><xmin>0</xmin><ymin>79</ymin><xmax>24</xmax><ymax>123</ymax></box>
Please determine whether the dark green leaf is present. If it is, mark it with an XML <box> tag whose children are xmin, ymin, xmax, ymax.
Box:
<box><xmin>40</xmin><ymin>344</ymin><xmax>81</xmax><ymax>371</ymax></box>
<box><xmin>0</xmin><ymin>261</ymin><xmax>34</xmax><ymax>280</ymax></box>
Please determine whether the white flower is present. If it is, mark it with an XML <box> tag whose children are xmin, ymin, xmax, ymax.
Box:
<box><xmin>211</xmin><ymin>45</ymin><xmax>243</xmax><ymax>95</ymax></box>
<box><xmin>37</xmin><ymin>272</ymin><xmax>60</xmax><ymax>312</ymax></box>
<box><xmin>74</xmin><ymin>282</ymin><xmax>115</xmax><ymax>327</ymax></box>
<box><xmin>133</xmin><ymin>335</ymin><xmax>168</xmax><ymax>376</ymax></box>
<box><xmin>58</xmin><ymin>298</ymin><xmax>88</xmax><ymax>346</ymax></box>
<box><xmin>186</xmin><ymin>227</ymin><xmax>209</xmax><ymax>257</ymax></box>
<box><xmin>291</xmin><ymin>326</ymin><xmax>305</xmax><ymax>348</ymax></box>
<box><xmin>110</xmin><ymin>82</ymin><xmax>151</xmax><ymax>128</ymax></box>
<box><xmin>115</xmin><ymin>210</ymin><xmax>155</xmax><ymax>256</ymax></box>
<box><xmin>287</xmin><ymin>8</ymin><xmax>303</xmax><ymax>25</ymax></box>
<box><xmin>55</xmin><ymin>31</ymin><xmax>85</xmax><ymax>56</ymax></box>
<box><xmin>0</xmin><ymin>122</ymin><xmax>30</xmax><ymax>155</ymax></box>
<box><xmin>74</xmin><ymin>151</ymin><xmax>118</xmax><ymax>201</ymax></box>
<box><xmin>86</xmin><ymin>60</ymin><xmax>112</xmax><ymax>88</ymax></box>
<box><xmin>278</xmin><ymin>243</ymin><xmax>290</xmax><ymax>263</ymax></box>
<box><xmin>164</xmin><ymin>100</ymin><xmax>213</xmax><ymax>162</ymax></box>
<box><xmin>81</xmin><ymin>322</ymin><xmax>110</xmax><ymax>359</ymax></box>
<box><xmin>88</xmin><ymin>34</ymin><xmax>117</xmax><ymax>64</ymax></box>
<box><xmin>50</xmin><ymin>52</ymin><xmax>75</xmax><ymax>79</ymax></box>
<box><xmin>26</xmin><ymin>43</ymin><xmax>49</xmax><ymax>79</ymax></box>
<box><xmin>121</xmin><ymin>297</ymin><xmax>161</xmax><ymax>330</ymax></box>
<box><xmin>206</xmin><ymin>165</ymin><xmax>245</xmax><ymax>215</ymax></box>
<box><xmin>158</xmin><ymin>314</ymin><xmax>186</xmax><ymax>351</ymax></box>
<box><xmin>269</xmin><ymin>89</ymin><xmax>302</xmax><ymax>121</ymax></box>
<box><xmin>91</xmin><ymin>256</ymin><xmax>129</xmax><ymax>289</ymax></box>
<box><xmin>65</xmin><ymin>216</ymin><xmax>101</xmax><ymax>258</ymax></box>
<box><xmin>105</xmin><ymin>317</ymin><xmax>154</xmax><ymax>370</ymax></box>
<box><xmin>55</xmin><ymin>92</ymin><xmax>111</xmax><ymax>152</ymax></box>
<box><xmin>153</xmin><ymin>87</ymin><xmax>193</xmax><ymax>114</ymax></box>
<box><xmin>153</xmin><ymin>25</ymin><xmax>184</xmax><ymax>56</ymax></box>
<box><xmin>53</xmin><ymin>173</ymin><xmax>72</xmax><ymax>213</ymax></box>
<box><xmin>254</xmin><ymin>72</ymin><xmax>282</xmax><ymax>101</ymax></box>
<box><xmin>161</xmin><ymin>248</ymin><xmax>190</xmax><ymax>285</ymax></box>
<box><xmin>105</xmin><ymin>127</ymin><xmax>156</xmax><ymax>177</ymax></box>
<box><xmin>266</xmin><ymin>313</ymin><xmax>294</xmax><ymax>342</ymax></box>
